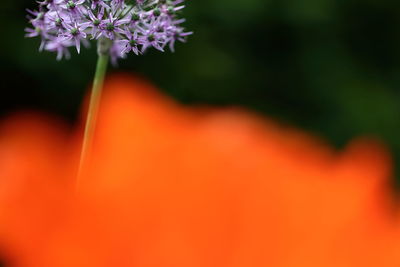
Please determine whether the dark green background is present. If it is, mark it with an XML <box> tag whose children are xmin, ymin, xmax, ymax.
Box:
<box><xmin>1</xmin><ymin>0</ymin><xmax>400</xmax><ymax>182</ymax></box>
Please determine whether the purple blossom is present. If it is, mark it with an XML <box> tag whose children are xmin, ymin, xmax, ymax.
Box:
<box><xmin>81</xmin><ymin>8</ymin><xmax>106</xmax><ymax>39</ymax></box>
<box><xmin>61</xmin><ymin>21</ymin><xmax>89</xmax><ymax>53</ymax></box>
<box><xmin>110</xmin><ymin>41</ymin><xmax>127</xmax><ymax>65</ymax></box>
<box><xmin>25</xmin><ymin>0</ymin><xmax>192</xmax><ymax>62</ymax></box>
<box><xmin>98</xmin><ymin>14</ymin><xmax>129</xmax><ymax>40</ymax></box>
<box><xmin>117</xmin><ymin>29</ymin><xmax>141</xmax><ymax>55</ymax></box>
<box><xmin>45</xmin><ymin>37</ymin><xmax>72</xmax><ymax>60</ymax></box>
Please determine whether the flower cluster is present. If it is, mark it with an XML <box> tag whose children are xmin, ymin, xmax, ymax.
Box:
<box><xmin>25</xmin><ymin>0</ymin><xmax>192</xmax><ymax>63</ymax></box>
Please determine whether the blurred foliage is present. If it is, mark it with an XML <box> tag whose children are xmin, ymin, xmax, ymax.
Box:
<box><xmin>1</xmin><ymin>0</ymin><xmax>400</xmax><ymax>180</ymax></box>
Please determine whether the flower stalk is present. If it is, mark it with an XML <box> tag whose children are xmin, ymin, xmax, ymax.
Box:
<box><xmin>77</xmin><ymin>40</ymin><xmax>109</xmax><ymax>188</ymax></box>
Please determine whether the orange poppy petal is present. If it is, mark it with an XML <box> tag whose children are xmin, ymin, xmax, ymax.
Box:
<box><xmin>0</xmin><ymin>74</ymin><xmax>398</xmax><ymax>267</ymax></box>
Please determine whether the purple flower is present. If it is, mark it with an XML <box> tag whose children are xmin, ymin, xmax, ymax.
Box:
<box><xmin>81</xmin><ymin>8</ymin><xmax>106</xmax><ymax>39</ymax></box>
<box><xmin>117</xmin><ymin>29</ymin><xmax>141</xmax><ymax>55</ymax></box>
<box><xmin>90</xmin><ymin>0</ymin><xmax>109</xmax><ymax>10</ymax></box>
<box><xmin>98</xmin><ymin>14</ymin><xmax>129</xmax><ymax>40</ymax></box>
<box><xmin>136</xmin><ymin>19</ymin><xmax>167</xmax><ymax>52</ymax></box>
<box><xmin>60</xmin><ymin>0</ymin><xmax>86</xmax><ymax>17</ymax></box>
<box><xmin>109</xmin><ymin>41</ymin><xmax>127</xmax><ymax>65</ymax></box>
<box><xmin>25</xmin><ymin>0</ymin><xmax>192</xmax><ymax>62</ymax></box>
<box><xmin>45</xmin><ymin>37</ymin><xmax>72</xmax><ymax>60</ymax></box>
<box><xmin>61</xmin><ymin>22</ymin><xmax>89</xmax><ymax>53</ymax></box>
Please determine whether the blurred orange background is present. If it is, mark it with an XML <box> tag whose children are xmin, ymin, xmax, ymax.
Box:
<box><xmin>0</xmin><ymin>75</ymin><xmax>399</xmax><ymax>267</ymax></box>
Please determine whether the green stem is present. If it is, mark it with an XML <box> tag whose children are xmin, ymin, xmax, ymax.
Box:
<box><xmin>77</xmin><ymin>52</ymin><xmax>109</xmax><ymax>188</ymax></box>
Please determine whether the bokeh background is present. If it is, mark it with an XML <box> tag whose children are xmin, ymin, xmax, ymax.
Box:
<box><xmin>1</xmin><ymin>0</ymin><xmax>400</xmax><ymax>181</ymax></box>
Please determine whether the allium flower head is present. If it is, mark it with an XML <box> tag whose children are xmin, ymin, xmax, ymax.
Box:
<box><xmin>25</xmin><ymin>0</ymin><xmax>192</xmax><ymax>62</ymax></box>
